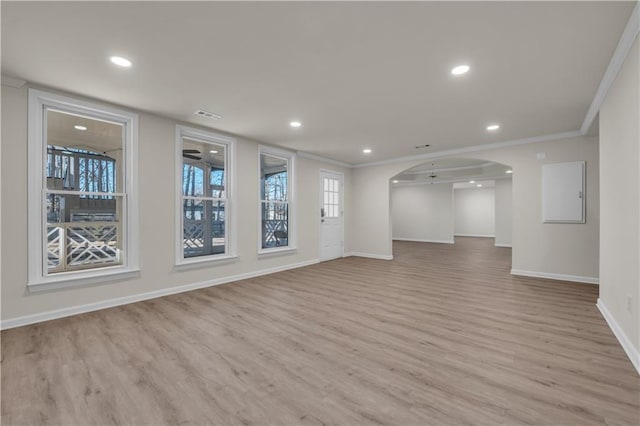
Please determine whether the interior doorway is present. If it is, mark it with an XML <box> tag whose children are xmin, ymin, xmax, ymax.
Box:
<box><xmin>389</xmin><ymin>157</ymin><xmax>513</xmax><ymax>257</ymax></box>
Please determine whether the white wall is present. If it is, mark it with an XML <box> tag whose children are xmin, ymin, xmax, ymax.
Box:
<box><xmin>598</xmin><ymin>36</ymin><xmax>639</xmax><ymax>369</ymax></box>
<box><xmin>350</xmin><ymin>135</ymin><xmax>599</xmax><ymax>281</ymax></box>
<box><xmin>0</xmin><ymin>84</ymin><xmax>351</xmax><ymax>324</ymax></box>
<box><xmin>494</xmin><ymin>179</ymin><xmax>513</xmax><ymax>247</ymax></box>
<box><xmin>454</xmin><ymin>187</ymin><xmax>495</xmax><ymax>237</ymax></box>
<box><xmin>391</xmin><ymin>183</ymin><xmax>454</xmax><ymax>244</ymax></box>
<box><xmin>350</xmin><ymin>167</ymin><xmax>397</xmax><ymax>259</ymax></box>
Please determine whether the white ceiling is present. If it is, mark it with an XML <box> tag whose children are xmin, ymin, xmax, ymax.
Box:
<box><xmin>1</xmin><ymin>2</ymin><xmax>634</xmax><ymax>165</ymax></box>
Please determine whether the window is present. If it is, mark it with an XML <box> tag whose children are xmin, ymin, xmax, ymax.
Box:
<box><xmin>28</xmin><ymin>89</ymin><xmax>139</xmax><ymax>288</ymax></box>
<box><xmin>259</xmin><ymin>146</ymin><xmax>295</xmax><ymax>252</ymax></box>
<box><xmin>176</xmin><ymin>126</ymin><xmax>235</xmax><ymax>265</ymax></box>
<box><xmin>322</xmin><ymin>176</ymin><xmax>341</xmax><ymax>218</ymax></box>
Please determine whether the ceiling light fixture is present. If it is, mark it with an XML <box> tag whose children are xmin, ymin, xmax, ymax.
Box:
<box><xmin>469</xmin><ymin>180</ymin><xmax>475</xmax><ymax>184</ymax></box>
<box><xmin>363</xmin><ymin>149</ymin><xmax>372</xmax><ymax>154</ymax></box>
<box><xmin>451</xmin><ymin>65</ymin><xmax>470</xmax><ymax>75</ymax></box>
<box><xmin>74</xmin><ymin>125</ymin><xmax>87</xmax><ymax>131</ymax></box>
<box><xmin>486</xmin><ymin>124</ymin><xmax>500</xmax><ymax>131</ymax></box>
<box><xmin>289</xmin><ymin>121</ymin><xmax>302</xmax><ymax>128</ymax></box>
<box><xmin>392</xmin><ymin>180</ymin><xmax>399</xmax><ymax>184</ymax></box>
<box><xmin>110</xmin><ymin>56</ymin><xmax>132</xmax><ymax>68</ymax></box>
<box><xmin>505</xmin><ymin>170</ymin><xmax>513</xmax><ymax>174</ymax></box>
<box><xmin>477</xmin><ymin>184</ymin><xmax>483</xmax><ymax>187</ymax></box>
<box><xmin>209</xmin><ymin>150</ymin><xmax>218</xmax><ymax>154</ymax></box>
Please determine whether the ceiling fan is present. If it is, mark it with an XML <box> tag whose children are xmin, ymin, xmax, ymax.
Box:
<box><xmin>182</xmin><ymin>149</ymin><xmax>201</xmax><ymax>161</ymax></box>
<box><xmin>427</xmin><ymin>163</ymin><xmax>437</xmax><ymax>184</ymax></box>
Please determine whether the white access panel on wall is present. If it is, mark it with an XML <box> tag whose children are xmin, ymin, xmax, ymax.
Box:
<box><xmin>542</xmin><ymin>161</ymin><xmax>585</xmax><ymax>223</ymax></box>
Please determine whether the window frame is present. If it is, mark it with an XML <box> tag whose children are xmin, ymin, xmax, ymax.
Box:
<box><xmin>258</xmin><ymin>145</ymin><xmax>296</xmax><ymax>255</ymax></box>
<box><xmin>27</xmin><ymin>89</ymin><xmax>139</xmax><ymax>290</ymax></box>
<box><xmin>175</xmin><ymin>125</ymin><xmax>236</xmax><ymax>267</ymax></box>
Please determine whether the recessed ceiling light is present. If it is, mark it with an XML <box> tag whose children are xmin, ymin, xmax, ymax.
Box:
<box><xmin>209</xmin><ymin>150</ymin><xmax>218</xmax><ymax>154</ymax></box>
<box><xmin>392</xmin><ymin>180</ymin><xmax>399</xmax><ymax>184</ymax></box>
<box><xmin>486</xmin><ymin>124</ymin><xmax>500</xmax><ymax>131</ymax></box>
<box><xmin>363</xmin><ymin>148</ymin><xmax>372</xmax><ymax>154</ymax></box>
<box><xmin>477</xmin><ymin>184</ymin><xmax>483</xmax><ymax>187</ymax></box>
<box><xmin>505</xmin><ymin>169</ymin><xmax>513</xmax><ymax>174</ymax></box>
<box><xmin>74</xmin><ymin>125</ymin><xmax>87</xmax><ymax>131</ymax></box>
<box><xmin>110</xmin><ymin>56</ymin><xmax>132</xmax><ymax>68</ymax></box>
<box><xmin>469</xmin><ymin>180</ymin><xmax>476</xmax><ymax>184</ymax></box>
<box><xmin>451</xmin><ymin>65</ymin><xmax>470</xmax><ymax>75</ymax></box>
<box><xmin>289</xmin><ymin>121</ymin><xmax>302</xmax><ymax>128</ymax></box>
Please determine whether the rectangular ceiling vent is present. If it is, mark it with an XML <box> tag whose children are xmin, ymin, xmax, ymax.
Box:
<box><xmin>194</xmin><ymin>109</ymin><xmax>222</xmax><ymax>120</ymax></box>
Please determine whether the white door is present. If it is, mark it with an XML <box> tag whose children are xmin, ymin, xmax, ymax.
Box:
<box><xmin>319</xmin><ymin>170</ymin><xmax>344</xmax><ymax>261</ymax></box>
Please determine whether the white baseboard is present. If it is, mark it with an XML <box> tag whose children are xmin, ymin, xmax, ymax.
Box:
<box><xmin>454</xmin><ymin>234</ymin><xmax>495</xmax><ymax>238</ymax></box>
<box><xmin>393</xmin><ymin>238</ymin><xmax>455</xmax><ymax>244</ymax></box>
<box><xmin>597</xmin><ymin>298</ymin><xmax>640</xmax><ymax>375</ymax></box>
<box><xmin>494</xmin><ymin>243</ymin><xmax>512</xmax><ymax>248</ymax></box>
<box><xmin>343</xmin><ymin>252</ymin><xmax>393</xmax><ymax>260</ymax></box>
<box><xmin>511</xmin><ymin>269</ymin><xmax>599</xmax><ymax>285</ymax></box>
<box><xmin>0</xmin><ymin>259</ymin><xmax>320</xmax><ymax>330</ymax></box>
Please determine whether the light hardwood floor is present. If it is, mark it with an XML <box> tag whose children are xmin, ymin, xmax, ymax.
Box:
<box><xmin>2</xmin><ymin>238</ymin><xmax>639</xmax><ymax>426</ymax></box>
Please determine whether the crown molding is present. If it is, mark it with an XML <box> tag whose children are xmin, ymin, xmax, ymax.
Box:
<box><xmin>297</xmin><ymin>151</ymin><xmax>353</xmax><ymax>168</ymax></box>
<box><xmin>1</xmin><ymin>75</ymin><xmax>27</xmax><ymax>89</ymax></box>
<box><xmin>10</xmin><ymin>4</ymin><xmax>634</xmax><ymax>173</ymax></box>
<box><xmin>352</xmin><ymin>130</ymin><xmax>583</xmax><ymax>169</ymax></box>
<box><xmin>305</xmin><ymin>5</ymin><xmax>638</xmax><ymax>171</ymax></box>
<box><xmin>581</xmin><ymin>3</ymin><xmax>639</xmax><ymax>134</ymax></box>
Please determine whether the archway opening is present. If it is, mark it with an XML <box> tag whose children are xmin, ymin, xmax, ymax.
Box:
<box><xmin>390</xmin><ymin>157</ymin><xmax>513</xmax><ymax>262</ymax></box>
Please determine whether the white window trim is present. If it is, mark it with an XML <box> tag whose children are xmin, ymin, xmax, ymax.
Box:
<box><xmin>258</xmin><ymin>145</ymin><xmax>296</xmax><ymax>255</ymax></box>
<box><xmin>175</xmin><ymin>125</ymin><xmax>237</xmax><ymax>267</ymax></box>
<box><xmin>27</xmin><ymin>89</ymin><xmax>139</xmax><ymax>289</ymax></box>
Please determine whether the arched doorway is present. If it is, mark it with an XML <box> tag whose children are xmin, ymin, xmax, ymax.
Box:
<box><xmin>389</xmin><ymin>157</ymin><xmax>513</xmax><ymax>261</ymax></box>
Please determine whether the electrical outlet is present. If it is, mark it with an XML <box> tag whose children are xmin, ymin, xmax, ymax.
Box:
<box><xmin>627</xmin><ymin>295</ymin><xmax>633</xmax><ymax>313</ymax></box>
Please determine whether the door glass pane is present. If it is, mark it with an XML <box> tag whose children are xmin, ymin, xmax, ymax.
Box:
<box><xmin>322</xmin><ymin>177</ymin><xmax>340</xmax><ymax>218</ymax></box>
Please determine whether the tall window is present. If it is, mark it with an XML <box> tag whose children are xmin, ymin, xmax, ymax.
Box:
<box><xmin>259</xmin><ymin>147</ymin><xmax>295</xmax><ymax>252</ymax></box>
<box><xmin>176</xmin><ymin>126</ymin><xmax>235</xmax><ymax>264</ymax></box>
<box><xmin>28</xmin><ymin>89</ymin><xmax>138</xmax><ymax>288</ymax></box>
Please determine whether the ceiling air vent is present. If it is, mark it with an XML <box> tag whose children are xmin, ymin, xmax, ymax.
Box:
<box><xmin>194</xmin><ymin>109</ymin><xmax>222</xmax><ymax>120</ymax></box>
<box><xmin>415</xmin><ymin>144</ymin><xmax>430</xmax><ymax>149</ymax></box>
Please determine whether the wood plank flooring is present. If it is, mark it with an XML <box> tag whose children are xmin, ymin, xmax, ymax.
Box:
<box><xmin>2</xmin><ymin>237</ymin><xmax>639</xmax><ymax>426</ymax></box>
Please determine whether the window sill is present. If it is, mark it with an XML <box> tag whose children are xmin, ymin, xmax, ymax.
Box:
<box><xmin>258</xmin><ymin>246</ymin><xmax>298</xmax><ymax>257</ymax></box>
<box><xmin>175</xmin><ymin>254</ymin><xmax>239</xmax><ymax>271</ymax></box>
<box><xmin>28</xmin><ymin>267</ymin><xmax>141</xmax><ymax>293</ymax></box>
